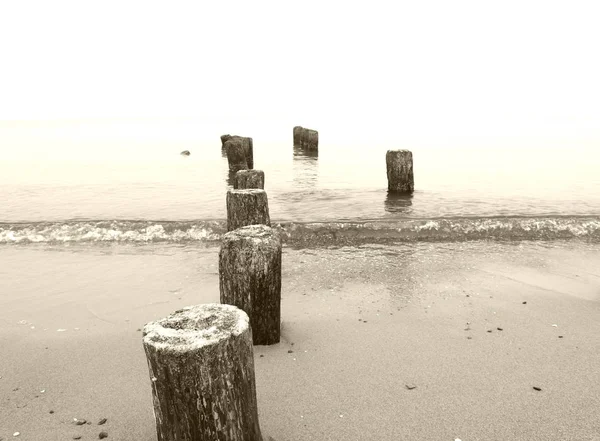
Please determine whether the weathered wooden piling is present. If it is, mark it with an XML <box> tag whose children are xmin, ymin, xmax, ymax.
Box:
<box><xmin>226</xmin><ymin>189</ymin><xmax>270</xmax><ymax>231</ymax></box>
<box><xmin>220</xmin><ymin>225</ymin><xmax>281</xmax><ymax>345</ymax></box>
<box><xmin>223</xmin><ymin>135</ymin><xmax>253</xmax><ymax>169</ymax></box>
<box><xmin>386</xmin><ymin>149</ymin><xmax>414</xmax><ymax>193</ymax></box>
<box><xmin>142</xmin><ymin>303</ymin><xmax>263</xmax><ymax>441</ymax></box>
<box><xmin>293</xmin><ymin>126</ymin><xmax>318</xmax><ymax>151</ymax></box>
<box><xmin>225</xmin><ymin>139</ymin><xmax>249</xmax><ymax>173</ymax></box>
<box><xmin>234</xmin><ymin>169</ymin><xmax>265</xmax><ymax>189</ymax></box>
<box><xmin>220</xmin><ymin>134</ymin><xmax>233</xmax><ymax>147</ymax></box>
<box><xmin>306</xmin><ymin>129</ymin><xmax>318</xmax><ymax>151</ymax></box>
<box><xmin>293</xmin><ymin>126</ymin><xmax>302</xmax><ymax>146</ymax></box>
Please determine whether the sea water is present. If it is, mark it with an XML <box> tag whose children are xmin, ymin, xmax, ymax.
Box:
<box><xmin>1</xmin><ymin>120</ymin><xmax>599</xmax><ymax>245</ymax></box>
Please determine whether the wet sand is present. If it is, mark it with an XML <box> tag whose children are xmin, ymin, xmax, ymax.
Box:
<box><xmin>1</xmin><ymin>241</ymin><xmax>599</xmax><ymax>440</ymax></box>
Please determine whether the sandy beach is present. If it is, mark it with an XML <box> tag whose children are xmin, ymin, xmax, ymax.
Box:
<box><xmin>1</xmin><ymin>240</ymin><xmax>599</xmax><ymax>441</ymax></box>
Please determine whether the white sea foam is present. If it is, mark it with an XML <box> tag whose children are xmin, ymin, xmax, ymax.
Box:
<box><xmin>1</xmin><ymin>217</ymin><xmax>599</xmax><ymax>245</ymax></box>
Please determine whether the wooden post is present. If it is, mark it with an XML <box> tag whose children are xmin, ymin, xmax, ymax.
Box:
<box><xmin>142</xmin><ymin>304</ymin><xmax>263</xmax><ymax>441</ymax></box>
<box><xmin>225</xmin><ymin>139</ymin><xmax>249</xmax><ymax>173</ymax></box>
<box><xmin>295</xmin><ymin>127</ymin><xmax>318</xmax><ymax>151</ymax></box>
<box><xmin>300</xmin><ymin>128</ymin><xmax>309</xmax><ymax>148</ymax></box>
<box><xmin>245</xmin><ymin>137</ymin><xmax>254</xmax><ymax>169</ymax></box>
<box><xmin>220</xmin><ymin>225</ymin><xmax>281</xmax><ymax>345</ymax></box>
<box><xmin>386</xmin><ymin>149</ymin><xmax>414</xmax><ymax>193</ymax></box>
<box><xmin>226</xmin><ymin>189</ymin><xmax>270</xmax><ymax>231</ymax></box>
<box><xmin>293</xmin><ymin>126</ymin><xmax>302</xmax><ymax>146</ymax></box>
<box><xmin>307</xmin><ymin>129</ymin><xmax>319</xmax><ymax>151</ymax></box>
<box><xmin>234</xmin><ymin>169</ymin><xmax>265</xmax><ymax>190</ymax></box>
<box><xmin>220</xmin><ymin>134</ymin><xmax>233</xmax><ymax>147</ymax></box>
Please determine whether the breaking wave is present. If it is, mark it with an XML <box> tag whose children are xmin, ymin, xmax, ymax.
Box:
<box><xmin>1</xmin><ymin>216</ymin><xmax>600</xmax><ymax>246</ymax></box>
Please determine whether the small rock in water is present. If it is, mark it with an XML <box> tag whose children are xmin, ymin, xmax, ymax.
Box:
<box><xmin>98</xmin><ymin>418</ymin><xmax>107</xmax><ymax>425</ymax></box>
<box><xmin>99</xmin><ymin>431</ymin><xmax>108</xmax><ymax>439</ymax></box>
<box><xmin>405</xmin><ymin>384</ymin><xmax>417</xmax><ymax>390</ymax></box>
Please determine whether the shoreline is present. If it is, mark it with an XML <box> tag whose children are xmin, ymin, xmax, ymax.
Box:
<box><xmin>1</xmin><ymin>241</ymin><xmax>599</xmax><ymax>440</ymax></box>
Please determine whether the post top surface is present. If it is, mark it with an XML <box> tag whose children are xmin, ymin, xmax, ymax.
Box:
<box><xmin>143</xmin><ymin>303</ymin><xmax>249</xmax><ymax>351</ymax></box>
<box><xmin>222</xmin><ymin>224</ymin><xmax>275</xmax><ymax>240</ymax></box>
<box><xmin>227</xmin><ymin>188</ymin><xmax>266</xmax><ymax>195</ymax></box>
<box><xmin>236</xmin><ymin>169</ymin><xmax>264</xmax><ymax>175</ymax></box>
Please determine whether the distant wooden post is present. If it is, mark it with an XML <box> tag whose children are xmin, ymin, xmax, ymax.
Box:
<box><xmin>234</xmin><ymin>169</ymin><xmax>265</xmax><ymax>189</ymax></box>
<box><xmin>293</xmin><ymin>126</ymin><xmax>302</xmax><ymax>146</ymax></box>
<box><xmin>300</xmin><ymin>128</ymin><xmax>309</xmax><ymax>149</ymax></box>
<box><xmin>386</xmin><ymin>150</ymin><xmax>414</xmax><ymax>193</ymax></box>
<box><xmin>220</xmin><ymin>225</ymin><xmax>282</xmax><ymax>345</ymax></box>
<box><xmin>142</xmin><ymin>304</ymin><xmax>263</xmax><ymax>441</ymax></box>
<box><xmin>243</xmin><ymin>137</ymin><xmax>254</xmax><ymax>169</ymax></box>
<box><xmin>225</xmin><ymin>139</ymin><xmax>249</xmax><ymax>173</ymax></box>
<box><xmin>294</xmin><ymin>126</ymin><xmax>318</xmax><ymax>151</ymax></box>
<box><xmin>226</xmin><ymin>189</ymin><xmax>270</xmax><ymax>231</ymax></box>
<box><xmin>220</xmin><ymin>134</ymin><xmax>233</xmax><ymax>147</ymax></box>
<box><xmin>306</xmin><ymin>129</ymin><xmax>318</xmax><ymax>151</ymax></box>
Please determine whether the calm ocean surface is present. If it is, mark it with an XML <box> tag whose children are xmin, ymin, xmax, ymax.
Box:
<box><xmin>1</xmin><ymin>123</ymin><xmax>599</xmax><ymax>245</ymax></box>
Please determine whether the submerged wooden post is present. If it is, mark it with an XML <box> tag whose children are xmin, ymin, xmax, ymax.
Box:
<box><xmin>234</xmin><ymin>169</ymin><xmax>265</xmax><ymax>190</ymax></box>
<box><xmin>220</xmin><ymin>225</ymin><xmax>281</xmax><ymax>345</ymax></box>
<box><xmin>142</xmin><ymin>304</ymin><xmax>263</xmax><ymax>441</ymax></box>
<box><xmin>226</xmin><ymin>189</ymin><xmax>270</xmax><ymax>231</ymax></box>
<box><xmin>225</xmin><ymin>139</ymin><xmax>248</xmax><ymax>173</ymax></box>
<box><xmin>386</xmin><ymin>149</ymin><xmax>414</xmax><ymax>193</ymax></box>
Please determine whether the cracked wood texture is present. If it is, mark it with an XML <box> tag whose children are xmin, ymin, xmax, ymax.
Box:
<box><xmin>226</xmin><ymin>189</ymin><xmax>270</xmax><ymax>232</ymax></box>
<box><xmin>219</xmin><ymin>225</ymin><xmax>282</xmax><ymax>345</ymax></box>
<box><xmin>142</xmin><ymin>304</ymin><xmax>263</xmax><ymax>441</ymax></box>
<box><xmin>234</xmin><ymin>170</ymin><xmax>265</xmax><ymax>190</ymax></box>
<box><xmin>386</xmin><ymin>149</ymin><xmax>414</xmax><ymax>193</ymax></box>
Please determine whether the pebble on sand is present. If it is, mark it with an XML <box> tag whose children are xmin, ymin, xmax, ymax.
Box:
<box><xmin>99</xmin><ymin>431</ymin><xmax>108</xmax><ymax>439</ymax></box>
<box><xmin>98</xmin><ymin>418</ymin><xmax>107</xmax><ymax>425</ymax></box>
<box><xmin>74</xmin><ymin>419</ymin><xmax>86</xmax><ymax>425</ymax></box>
<box><xmin>533</xmin><ymin>386</ymin><xmax>542</xmax><ymax>391</ymax></box>
<box><xmin>73</xmin><ymin>436</ymin><xmax>81</xmax><ymax>440</ymax></box>
<box><xmin>405</xmin><ymin>384</ymin><xmax>417</xmax><ymax>390</ymax></box>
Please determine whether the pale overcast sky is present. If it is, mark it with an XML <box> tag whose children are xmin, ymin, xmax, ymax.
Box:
<box><xmin>1</xmin><ymin>0</ymin><xmax>599</xmax><ymax>144</ymax></box>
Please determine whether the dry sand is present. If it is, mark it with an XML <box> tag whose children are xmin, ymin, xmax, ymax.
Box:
<box><xmin>1</xmin><ymin>241</ymin><xmax>599</xmax><ymax>440</ymax></box>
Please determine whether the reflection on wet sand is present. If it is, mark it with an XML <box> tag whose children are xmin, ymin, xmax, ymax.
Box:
<box><xmin>384</xmin><ymin>192</ymin><xmax>413</xmax><ymax>214</ymax></box>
